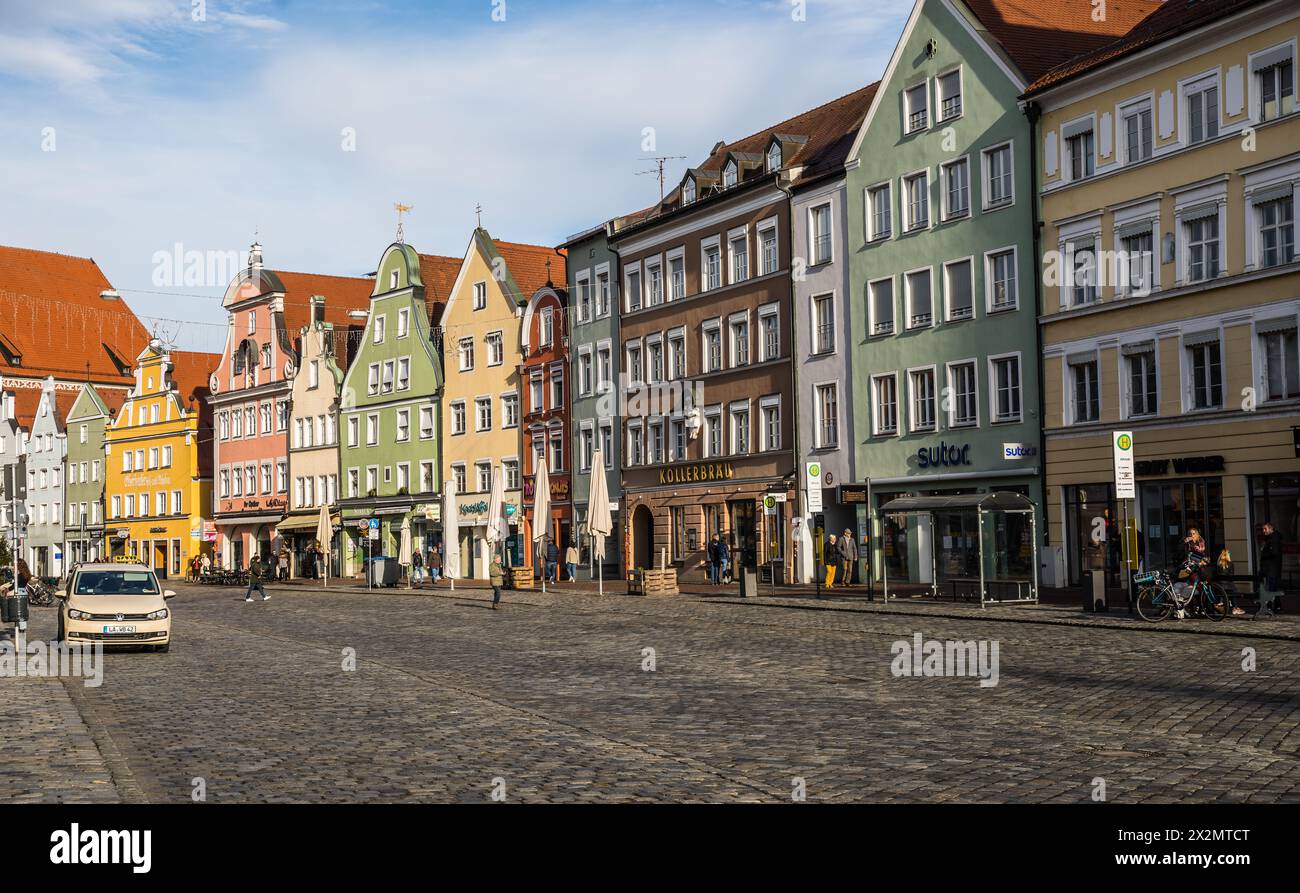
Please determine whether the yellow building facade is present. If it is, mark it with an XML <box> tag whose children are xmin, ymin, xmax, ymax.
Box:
<box><xmin>104</xmin><ymin>341</ymin><xmax>217</xmax><ymax>578</ymax></box>
<box><xmin>437</xmin><ymin>229</ymin><xmax>558</xmax><ymax>577</ymax></box>
<box><xmin>1026</xmin><ymin>1</ymin><xmax>1299</xmax><ymax>594</ymax></box>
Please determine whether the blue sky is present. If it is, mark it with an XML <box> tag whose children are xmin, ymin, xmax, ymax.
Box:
<box><xmin>0</xmin><ymin>0</ymin><xmax>911</xmax><ymax>352</ymax></box>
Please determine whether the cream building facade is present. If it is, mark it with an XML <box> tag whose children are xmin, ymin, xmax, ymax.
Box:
<box><xmin>282</xmin><ymin>296</ymin><xmax>348</xmax><ymax>577</ymax></box>
<box><xmin>1025</xmin><ymin>0</ymin><xmax>1299</xmax><ymax>594</ymax></box>
<box><xmin>438</xmin><ymin>229</ymin><xmax>559</xmax><ymax>578</ymax></box>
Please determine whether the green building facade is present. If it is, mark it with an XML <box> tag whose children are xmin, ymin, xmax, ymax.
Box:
<box><xmin>64</xmin><ymin>383</ymin><xmax>116</xmax><ymax>565</ymax></box>
<box><xmin>845</xmin><ymin>0</ymin><xmax>1044</xmax><ymax>590</ymax></box>
<box><xmin>337</xmin><ymin>242</ymin><xmax>444</xmax><ymax>573</ymax></box>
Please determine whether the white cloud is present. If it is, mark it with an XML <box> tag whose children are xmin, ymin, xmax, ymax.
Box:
<box><xmin>0</xmin><ymin>0</ymin><xmax>910</xmax><ymax>350</ymax></box>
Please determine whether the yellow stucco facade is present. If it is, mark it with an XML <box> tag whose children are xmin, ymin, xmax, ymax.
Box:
<box><xmin>438</xmin><ymin>232</ymin><xmax>525</xmax><ymax>577</ymax></box>
<box><xmin>1032</xmin><ymin>4</ymin><xmax>1300</xmax><ymax>591</ymax></box>
<box><xmin>104</xmin><ymin>343</ymin><xmax>214</xmax><ymax>579</ymax></box>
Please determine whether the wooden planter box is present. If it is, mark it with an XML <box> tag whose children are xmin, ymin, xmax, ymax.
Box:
<box><xmin>627</xmin><ymin>568</ymin><xmax>679</xmax><ymax>597</ymax></box>
<box><xmin>506</xmin><ymin>566</ymin><xmax>534</xmax><ymax>590</ymax></box>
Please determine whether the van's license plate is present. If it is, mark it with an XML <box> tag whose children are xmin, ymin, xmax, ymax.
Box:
<box><xmin>102</xmin><ymin>625</ymin><xmax>137</xmax><ymax>634</ymax></box>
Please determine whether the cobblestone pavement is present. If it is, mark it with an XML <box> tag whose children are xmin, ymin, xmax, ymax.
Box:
<box><xmin>6</xmin><ymin>583</ymin><xmax>1299</xmax><ymax>803</ymax></box>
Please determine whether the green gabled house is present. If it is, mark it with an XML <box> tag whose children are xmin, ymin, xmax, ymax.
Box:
<box><xmin>64</xmin><ymin>382</ymin><xmax>124</xmax><ymax>565</ymax></box>
<box><xmin>337</xmin><ymin>241</ymin><xmax>460</xmax><ymax>573</ymax></box>
<box><xmin>844</xmin><ymin>0</ymin><xmax>1151</xmax><ymax>591</ymax></box>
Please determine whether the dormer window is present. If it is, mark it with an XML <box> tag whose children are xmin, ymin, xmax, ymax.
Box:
<box><xmin>723</xmin><ymin>160</ymin><xmax>738</xmax><ymax>188</ymax></box>
<box><xmin>389</xmin><ymin>269</ymin><xmax>399</xmax><ymax>290</ymax></box>
<box><xmin>766</xmin><ymin>143</ymin><xmax>782</xmax><ymax>173</ymax></box>
<box><xmin>682</xmin><ymin>177</ymin><xmax>696</xmax><ymax>204</ymax></box>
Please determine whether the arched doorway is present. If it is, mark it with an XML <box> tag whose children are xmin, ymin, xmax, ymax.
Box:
<box><xmin>632</xmin><ymin>504</ymin><xmax>654</xmax><ymax>570</ymax></box>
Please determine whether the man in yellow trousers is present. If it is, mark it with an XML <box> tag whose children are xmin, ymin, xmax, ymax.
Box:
<box><xmin>825</xmin><ymin>534</ymin><xmax>838</xmax><ymax>588</ymax></box>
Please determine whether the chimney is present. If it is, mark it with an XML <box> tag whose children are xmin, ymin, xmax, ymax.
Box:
<box><xmin>310</xmin><ymin>295</ymin><xmax>326</xmax><ymax>325</ymax></box>
<box><xmin>249</xmin><ymin>241</ymin><xmax>264</xmax><ymax>273</ymax></box>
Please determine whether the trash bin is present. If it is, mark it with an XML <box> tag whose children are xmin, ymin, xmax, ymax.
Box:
<box><xmin>366</xmin><ymin>557</ymin><xmax>388</xmax><ymax>587</ymax></box>
<box><xmin>1081</xmin><ymin>570</ymin><xmax>1106</xmax><ymax>613</ymax></box>
<box><xmin>738</xmin><ymin>567</ymin><xmax>758</xmax><ymax>598</ymax></box>
<box><xmin>2</xmin><ymin>590</ymin><xmax>29</xmax><ymax>623</ymax></box>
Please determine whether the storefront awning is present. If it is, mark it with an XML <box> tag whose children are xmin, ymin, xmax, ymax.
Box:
<box><xmin>879</xmin><ymin>492</ymin><xmax>1034</xmax><ymax>514</ymax></box>
<box><xmin>277</xmin><ymin>514</ymin><xmax>339</xmax><ymax>532</ymax></box>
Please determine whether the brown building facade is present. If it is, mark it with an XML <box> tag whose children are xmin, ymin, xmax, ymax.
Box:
<box><xmin>612</xmin><ymin>153</ymin><xmax>799</xmax><ymax>582</ymax></box>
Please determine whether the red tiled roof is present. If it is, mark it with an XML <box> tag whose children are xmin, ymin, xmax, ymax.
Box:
<box><xmin>963</xmin><ymin>0</ymin><xmax>1164</xmax><ymax>84</ymax></box>
<box><xmin>1022</xmin><ymin>0</ymin><xmax>1266</xmax><ymax>95</ymax></box>
<box><xmin>97</xmin><ymin>386</ymin><xmax>128</xmax><ymax>420</ymax></box>
<box><xmin>692</xmin><ymin>81</ymin><xmax>881</xmax><ymax>185</ymax></box>
<box><xmin>168</xmin><ymin>350</ymin><xmax>219</xmax><ymax>408</ymax></box>
<box><xmin>0</xmin><ymin>244</ymin><xmax>149</xmax><ymax>385</ymax></box>
<box><xmin>7</xmin><ymin>389</ymin><xmax>42</xmax><ymax>431</ymax></box>
<box><xmin>273</xmin><ymin>270</ymin><xmax>375</xmax><ymax>341</ymax></box>
<box><xmin>418</xmin><ymin>252</ymin><xmax>462</xmax><ymax>325</ymax></box>
<box><xmin>491</xmin><ymin>237</ymin><xmax>566</xmax><ymax>301</ymax></box>
<box><xmin>49</xmin><ymin>390</ymin><xmax>79</xmax><ymax>433</ymax></box>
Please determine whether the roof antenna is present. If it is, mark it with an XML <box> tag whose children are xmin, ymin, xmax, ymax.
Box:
<box><xmin>636</xmin><ymin>155</ymin><xmax>687</xmax><ymax>201</ymax></box>
<box><xmin>394</xmin><ymin>203</ymin><xmax>413</xmax><ymax>243</ymax></box>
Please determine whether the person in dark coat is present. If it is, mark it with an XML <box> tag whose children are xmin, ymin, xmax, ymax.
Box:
<box><xmin>708</xmin><ymin>535</ymin><xmax>720</xmax><ymax>585</ymax></box>
<box><xmin>1258</xmin><ymin>522</ymin><xmax>1284</xmax><ymax>617</ymax></box>
<box><xmin>544</xmin><ymin>538</ymin><xmax>559</xmax><ymax>583</ymax></box>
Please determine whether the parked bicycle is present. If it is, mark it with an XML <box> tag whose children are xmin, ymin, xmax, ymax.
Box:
<box><xmin>1134</xmin><ymin>569</ymin><xmax>1229</xmax><ymax>622</ymax></box>
<box><xmin>24</xmin><ymin>578</ymin><xmax>59</xmax><ymax>607</ymax></box>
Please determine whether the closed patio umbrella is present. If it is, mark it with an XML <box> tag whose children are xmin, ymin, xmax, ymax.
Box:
<box><xmin>532</xmin><ymin>457</ymin><xmax>550</xmax><ymax>593</ymax></box>
<box><xmin>587</xmin><ymin>449</ymin><xmax>612</xmax><ymax>597</ymax></box>
<box><xmin>315</xmin><ymin>503</ymin><xmax>332</xmax><ymax>590</ymax></box>
<box><xmin>443</xmin><ymin>487</ymin><xmax>460</xmax><ymax>591</ymax></box>
<box><xmin>486</xmin><ymin>464</ymin><xmax>507</xmax><ymax>563</ymax></box>
<box><xmin>399</xmin><ymin>515</ymin><xmax>413</xmax><ymax>589</ymax></box>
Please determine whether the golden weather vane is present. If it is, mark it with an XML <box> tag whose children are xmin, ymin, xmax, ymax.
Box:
<box><xmin>394</xmin><ymin>202</ymin><xmax>413</xmax><ymax>242</ymax></box>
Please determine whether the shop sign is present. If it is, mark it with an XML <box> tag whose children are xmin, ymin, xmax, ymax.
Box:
<box><xmin>1002</xmin><ymin>443</ymin><xmax>1038</xmax><ymax>460</ymax></box>
<box><xmin>838</xmin><ymin>484</ymin><xmax>868</xmax><ymax>505</ymax></box>
<box><xmin>805</xmin><ymin>462</ymin><xmax>823</xmax><ymax>513</ymax></box>
<box><xmin>115</xmin><ymin>529</ymin><xmax>130</xmax><ymax>540</ymax></box>
<box><xmin>460</xmin><ymin>500</ymin><xmax>489</xmax><ymax>516</ymax></box>
<box><xmin>523</xmin><ymin>477</ymin><xmax>570</xmax><ymax>500</ymax></box>
<box><xmin>202</xmin><ymin>521</ymin><xmax>217</xmax><ymax>542</ymax></box>
<box><xmin>658</xmin><ymin>461</ymin><xmax>734</xmax><ymax>485</ymax></box>
<box><xmin>148</xmin><ymin>525</ymin><xmax>167</xmax><ymax>534</ymax></box>
<box><xmin>1112</xmin><ymin>431</ymin><xmax>1135</xmax><ymax>498</ymax></box>
<box><xmin>1134</xmin><ymin>455</ymin><xmax>1225</xmax><ymax>477</ymax></box>
<box><xmin>916</xmin><ymin>441</ymin><xmax>971</xmax><ymax>469</ymax></box>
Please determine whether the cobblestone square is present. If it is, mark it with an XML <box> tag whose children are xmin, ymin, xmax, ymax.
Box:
<box><xmin>3</xmin><ymin>583</ymin><xmax>1297</xmax><ymax>804</ymax></box>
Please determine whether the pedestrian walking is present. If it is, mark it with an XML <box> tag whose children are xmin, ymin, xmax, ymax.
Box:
<box><xmin>489</xmin><ymin>554</ymin><xmax>503</xmax><ymax>609</ymax></box>
<box><xmin>245</xmin><ymin>553</ymin><xmax>271</xmax><ymax>602</ymax></box>
<box><xmin>708</xmin><ymin>535</ymin><xmax>720</xmax><ymax>585</ymax></box>
<box><xmin>200</xmin><ymin>552</ymin><xmax>211</xmax><ymax>577</ymax></box>
<box><xmin>428</xmin><ymin>545</ymin><xmax>442</xmax><ymax>584</ymax></box>
<box><xmin>717</xmin><ymin>537</ymin><xmax>731</xmax><ymax>584</ymax></box>
<box><xmin>277</xmin><ymin>548</ymin><xmax>290</xmax><ymax>582</ymax></box>
<box><xmin>1256</xmin><ymin>521</ymin><xmax>1283</xmax><ymax>618</ymax></box>
<box><xmin>545</xmin><ymin>537</ymin><xmax>560</xmax><ymax>584</ymax></box>
<box><xmin>411</xmin><ymin>548</ymin><xmax>425</xmax><ymax>586</ymax></box>
<box><xmin>839</xmin><ymin>528</ymin><xmax>857</xmax><ymax>587</ymax></box>
<box><xmin>565</xmin><ymin>541</ymin><xmax>579</xmax><ymax>582</ymax></box>
<box><xmin>824</xmin><ymin>535</ymin><xmax>838</xmax><ymax>588</ymax></box>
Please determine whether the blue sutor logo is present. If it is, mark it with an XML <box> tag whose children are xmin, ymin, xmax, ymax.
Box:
<box><xmin>917</xmin><ymin>441</ymin><xmax>971</xmax><ymax>469</ymax></box>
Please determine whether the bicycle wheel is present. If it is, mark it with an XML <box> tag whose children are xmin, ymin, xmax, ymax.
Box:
<box><xmin>1203</xmin><ymin>584</ymin><xmax>1228</xmax><ymax>622</ymax></box>
<box><xmin>1136</xmin><ymin>585</ymin><xmax>1172</xmax><ymax>622</ymax></box>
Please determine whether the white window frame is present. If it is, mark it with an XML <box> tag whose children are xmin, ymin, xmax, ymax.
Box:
<box><xmin>934</xmin><ymin>66</ymin><xmax>963</xmax><ymax>123</ymax></box>
<box><xmin>758</xmin><ymin>394</ymin><xmax>781</xmax><ymax>452</ymax></box>
<box><xmin>939</xmin><ymin>155</ymin><xmax>971</xmax><ymax>221</ymax></box>
<box><xmin>988</xmin><ymin>351</ymin><xmax>1023</xmax><ymax>424</ymax></box>
<box><xmin>902</xmin><ymin>169</ymin><xmax>930</xmax><ymax>231</ymax></box>
<box><xmin>868</xmin><ymin>275</ymin><xmax>895</xmax><ymax>337</ymax></box>
<box><xmin>904</xmin><ymin>266</ymin><xmax>934</xmax><ymax>330</ymax></box>
<box><xmin>943</xmin><ymin>256</ymin><xmax>975</xmax><ymax>322</ymax></box>
<box><xmin>983</xmin><ymin>245</ymin><xmax>1019</xmax><ymax>313</ymax></box>
<box><xmin>757</xmin><ymin>303</ymin><xmax>780</xmax><ymax>362</ymax></box>
<box><xmin>980</xmin><ymin>141</ymin><xmax>1015</xmax><ymax>211</ymax></box>
<box><xmin>945</xmin><ymin>358</ymin><xmax>979</xmax><ymax>429</ymax></box>
<box><xmin>813</xmin><ymin>380</ymin><xmax>840</xmax><ymax>449</ymax></box>
<box><xmin>865</xmin><ymin>181</ymin><xmax>893</xmax><ymax>241</ymax></box>
<box><xmin>907</xmin><ymin>365</ymin><xmax>938</xmax><ymax>433</ymax></box>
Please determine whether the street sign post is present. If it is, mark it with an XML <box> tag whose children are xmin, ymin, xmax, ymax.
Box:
<box><xmin>1112</xmin><ymin>431</ymin><xmax>1136</xmax><ymax>609</ymax></box>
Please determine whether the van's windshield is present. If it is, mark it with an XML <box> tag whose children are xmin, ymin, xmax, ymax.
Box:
<box><xmin>74</xmin><ymin>571</ymin><xmax>160</xmax><ymax>595</ymax></box>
